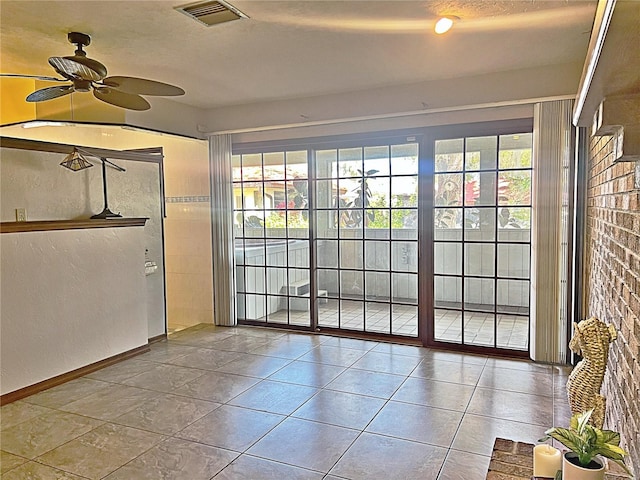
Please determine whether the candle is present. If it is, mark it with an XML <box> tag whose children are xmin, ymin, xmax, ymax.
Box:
<box><xmin>533</xmin><ymin>444</ymin><xmax>562</xmax><ymax>478</ymax></box>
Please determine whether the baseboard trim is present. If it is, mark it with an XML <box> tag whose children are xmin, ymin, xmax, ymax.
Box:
<box><xmin>0</xmin><ymin>344</ymin><xmax>151</xmax><ymax>406</ymax></box>
<box><xmin>149</xmin><ymin>333</ymin><xmax>167</xmax><ymax>344</ymax></box>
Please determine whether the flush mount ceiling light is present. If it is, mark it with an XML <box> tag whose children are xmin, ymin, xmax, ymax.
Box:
<box><xmin>435</xmin><ymin>16</ymin><xmax>459</xmax><ymax>34</ymax></box>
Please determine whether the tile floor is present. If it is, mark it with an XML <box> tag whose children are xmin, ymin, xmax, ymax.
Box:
<box><xmin>1</xmin><ymin>324</ymin><xmax>571</xmax><ymax>480</ymax></box>
<box><xmin>255</xmin><ymin>301</ymin><xmax>529</xmax><ymax>350</ymax></box>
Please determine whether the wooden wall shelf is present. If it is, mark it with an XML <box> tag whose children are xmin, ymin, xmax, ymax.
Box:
<box><xmin>0</xmin><ymin>218</ymin><xmax>147</xmax><ymax>234</ymax></box>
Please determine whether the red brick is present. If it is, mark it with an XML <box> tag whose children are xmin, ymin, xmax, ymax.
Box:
<box><xmin>586</xmin><ymin>133</ymin><xmax>639</xmax><ymax>477</ymax></box>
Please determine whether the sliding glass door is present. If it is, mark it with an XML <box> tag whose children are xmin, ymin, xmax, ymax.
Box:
<box><xmin>314</xmin><ymin>140</ymin><xmax>419</xmax><ymax>336</ymax></box>
<box><xmin>232</xmin><ymin>150</ymin><xmax>312</xmax><ymax>328</ymax></box>
<box><xmin>232</xmin><ymin>136</ymin><xmax>419</xmax><ymax>338</ymax></box>
<box><xmin>232</xmin><ymin>122</ymin><xmax>532</xmax><ymax>354</ymax></box>
<box><xmin>431</xmin><ymin>132</ymin><xmax>532</xmax><ymax>351</ymax></box>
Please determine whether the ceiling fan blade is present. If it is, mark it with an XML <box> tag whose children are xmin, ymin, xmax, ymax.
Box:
<box><xmin>1</xmin><ymin>73</ymin><xmax>67</xmax><ymax>82</ymax></box>
<box><xmin>26</xmin><ymin>85</ymin><xmax>74</xmax><ymax>102</ymax></box>
<box><xmin>49</xmin><ymin>56</ymin><xmax>107</xmax><ymax>81</ymax></box>
<box><xmin>93</xmin><ymin>87</ymin><xmax>151</xmax><ymax>111</ymax></box>
<box><xmin>101</xmin><ymin>76</ymin><xmax>185</xmax><ymax>96</ymax></box>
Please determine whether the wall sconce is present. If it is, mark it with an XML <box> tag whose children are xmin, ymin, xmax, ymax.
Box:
<box><xmin>60</xmin><ymin>147</ymin><xmax>126</xmax><ymax>219</ymax></box>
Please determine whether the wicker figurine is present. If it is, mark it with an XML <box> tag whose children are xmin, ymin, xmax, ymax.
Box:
<box><xmin>566</xmin><ymin>317</ymin><xmax>617</xmax><ymax>428</ymax></box>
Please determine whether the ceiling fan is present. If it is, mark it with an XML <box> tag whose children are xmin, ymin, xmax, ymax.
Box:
<box><xmin>2</xmin><ymin>32</ymin><xmax>184</xmax><ymax>111</ymax></box>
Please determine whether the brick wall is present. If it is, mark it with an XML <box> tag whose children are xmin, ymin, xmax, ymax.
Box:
<box><xmin>585</xmin><ymin>133</ymin><xmax>640</xmax><ymax>476</ymax></box>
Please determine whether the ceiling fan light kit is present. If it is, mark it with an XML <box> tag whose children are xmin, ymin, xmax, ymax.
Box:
<box><xmin>2</xmin><ymin>32</ymin><xmax>185</xmax><ymax>111</ymax></box>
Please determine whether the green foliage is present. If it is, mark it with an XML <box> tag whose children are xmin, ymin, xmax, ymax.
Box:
<box><xmin>499</xmin><ymin>148</ymin><xmax>531</xmax><ymax>169</ymax></box>
<box><xmin>540</xmin><ymin>410</ymin><xmax>630</xmax><ymax>476</ymax></box>
<box><xmin>264</xmin><ymin>211</ymin><xmax>308</xmax><ymax>229</ymax></box>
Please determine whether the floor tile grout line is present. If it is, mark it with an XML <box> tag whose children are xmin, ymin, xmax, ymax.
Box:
<box><xmin>3</xmin><ymin>325</ymin><xmax>572</xmax><ymax>480</ymax></box>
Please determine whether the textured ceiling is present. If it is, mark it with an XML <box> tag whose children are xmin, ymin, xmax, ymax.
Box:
<box><xmin>0</xmin><ymin>0</ymin><xmax>597</xmax><ymax>109</ymax></box>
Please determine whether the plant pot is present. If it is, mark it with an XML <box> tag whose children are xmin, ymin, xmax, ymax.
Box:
<box><xmin>562</xmin><ymin>452</ymin><xmax>605</xmax><ymax>480</ymax></box>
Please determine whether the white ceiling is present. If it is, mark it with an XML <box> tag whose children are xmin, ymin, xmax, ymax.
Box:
<box><xmin>1</xmin><ymin>0</ymin><xmax>597</xmax><ymax>110</ymax></box>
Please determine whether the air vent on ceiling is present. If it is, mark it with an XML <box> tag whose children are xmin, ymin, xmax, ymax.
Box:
<box><xmin>175</xmin><ymin>0</ymin><xmax>248</xmax><ymax>27</ymax></box>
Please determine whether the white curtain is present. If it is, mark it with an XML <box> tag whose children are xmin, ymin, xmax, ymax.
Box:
<box><xmin>209</xmin><ymin>134</ymin><xmax>236</xmax><ymax>326</ymax></box>
<box><xmin>530</xmin><ymin>99</ymin><xmax>573</xmax><ymax>363</ymax></box>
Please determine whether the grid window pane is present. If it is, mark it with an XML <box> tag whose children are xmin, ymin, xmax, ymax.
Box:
<box><xmin>315</xmin><ymin>179</ymin><xmax>335</xmax><ymax>210</ymax></box>
<box><xmin>365</xmin><ymin>209</ymin><xmax>390</xmax><ymax>235</ymax></box>
<box><xmin>340</xmin><ymin>240</ymin><xmax>363</xmax><ymax>269</ymax></box>
<box><xmin>266</xmin><ymin>267</ymin><xmax>287</xmax><ymax>294</ymax></box>
<box><xmin>366</xmin><ymin>302</ymin><xmax>391</xmax><ymax>333</ymax></box>
<box><xmin>464</xmin><ymin>278</ymin><xmax>495</xmax><ymax>311</ymax></box>
<box><xmin>392</xmin><ymin>273</ymin><xmax>417</xmax><ymax>304</ymax></box>
<box><xmin>392</xmin><ymin>242</ymin><xmax>417</xmax><ymax>272</ymax></box>
<box><xmin>232</xmin><ymin>155</ymin><xmax>242</xmax><ymax>181</ymax></box>
<box><xmin>434</xmin><ymin>276</ymin><xmax>462</xmax><ymax>309</ymax></box>
<box><xmin>464</xmin><ymin>243</ymin><xmax>495</xmax><ymax>277</ymax></box>
<box><xmin>466</xmin><ymin>136</ymin><xmax>497</xmax><ymax>171</ymax></box>
<box><xmin>317</xmin><ymin>240</ymin><xmax>338</xmax><ymax>268</ymax></box>
<box><xmin>434</xmin><ymin>309</ymin><xmax>461</xmax><ymax>343</ymax></box>
<box><xmin>340</xmin><ymin>300</ymin><xmax>364</xmax><ymax>330</ymax></box>
<box><xmin>435</xmin><ymin>173</ymin><xmax>463</xmax><ymax>206</ymax></box>
<box><xmin>338</xmin><ymin>148</ymin><xmax>363</xmax><ymax>177</ymax></box>
<box><xmin>464</xmin><ymin>311</ymin><xmax>495</xmax><ymax>346</ymax></box>
<box><xmin>392</xmin><ymin>210</ymin><xmax>418</xmax><ymax>233</ymax></box>
<box><xmin>497</xmin><ymin>279</ymin><xmax>530</xmax><ymax>313</ymax></box>
<box><xmin>435</xmin><ymin>139</ymin><xmax>464</xmax><ymax>172</ymax></box>
<box><xmin>286</xmin><ymin>151</ymin><xmax>308</xmax><ymax>179</ymax></box>
<box><xmin>318</xmin><ymin>298</ymin><xmax>339</xmax><ymax>327</ymax></box>
<box><xmin>316</xmin><ymin>149</ymin><xmax>337</xmax><ymax>179</ymax></box>
<box><xmin>434</xmin><ymin>242</ymin><xmax>462</xmax><ymax>275</ymax></box>
<box><xmin>241</xmin><ymin>154</ymin><xmax>263</xmax><ymax>181</ymax></box>
<box><xmin>263</xmin><ymin>153</ymin><xmax>285</xmax><ymax>180</ymax></box>
<box><xmin>341</xmin><ymin>271</ymin><xmax>363</xmax><ymax>298</ymax></box>
<box><xmin>392</xmin><ymin>305</ymin><xmax>417</xmax><ymax>336</ymax></box>
<box><xmin>391</xmin><ymin>176</ymin><xmax>418</xmax><ymax>207</ymax></box>
<box><xmin>498</xmin><ymin>207</ymin><xmax>531</xmax><ymax>240</ymax></box>
<box><xmin>317</xmin><ymin>269</ymin><xmax>338</xmax><ymax>298</ymax></box>
<box><xmin>368</xmin><ymin>177</ymin><xmax>390</xmax><ymax>207</ymax></box>
<box><xmin>464</xmin><ymin>207</ymin><xmax>496</xmax><ymax>241</ymax></box>
<box><xmin>499</xmin><ymin>134</ymin><xmax>532</xmax><ymax>169</ymax></box>
<box><xmin>435</xmin><ymin>208</ymin><xmax>462</xmax><ymax>236</ymax></box>
<box><xmin>496</xmin><ymin>314</ymin><xmax>529</xmax><ymax>350</ymax></box>
<box><xmin>391</xmin><ymin>144</ymin><xmax>419</xmax><ymax>175</ymax></box>
<box><xmin>364</xmin><ymin>146</ymin><xmax>390</xmax><ymax>176</ymax></box>
<box><xmin>499</xmin><ymin>170</ymin><xmax>532</xmax><ymax>206</ymax></box>
<box><xmin>365</xmin><ymin>241</ymin><xmax>390</xmax><ymax>270</ymax></box>
<box><xmin>365</xmin><ymin>271</ymin><xmax>390</xmax><ymax>300</ymax></box>
<box><xmin>497</xmin><ymin>244</ymin><xmax>530</xmax><ymax>279</ymax></box>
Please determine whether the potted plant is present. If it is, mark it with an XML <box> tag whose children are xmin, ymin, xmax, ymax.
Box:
<box><xmin>540</xmin><ymin>409</ymin><xmax>631</xmax><ymax>480</ymax></box>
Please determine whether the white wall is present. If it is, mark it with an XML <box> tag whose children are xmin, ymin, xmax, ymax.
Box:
<box><xmin>201</xmin><ymin>62</ymin><xmax>580</xmax><ymax>136</ymax></box>
<box><xmin>0</xmin><ymin>145</ymin><xmax>166</xmax><ymax>338</ymax></box>
<box><xmin>0</xmin><ymin>226</ymin><xmax>148</xmax><ymax>395</ymax></box>
<box><xmin>0</xmin><ymin>125</ymin><xmax>212</xmax><ymax>331</ymax></box>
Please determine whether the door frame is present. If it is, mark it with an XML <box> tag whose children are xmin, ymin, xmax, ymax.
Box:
<box><xmin>419</xmin><ymin>119</ymin><xmax>534</xmax><ymax>357</ymax></box>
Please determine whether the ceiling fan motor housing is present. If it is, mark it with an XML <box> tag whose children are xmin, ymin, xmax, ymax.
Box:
<box><xmin>74</xmin><ymin>79</ymin><xmax>92</xmax><ymax>92</ymax></box>
<box><xmin>67</xmin><ymin>32</ymin><xmax>91</xmax><ymax>48</ymax></box>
